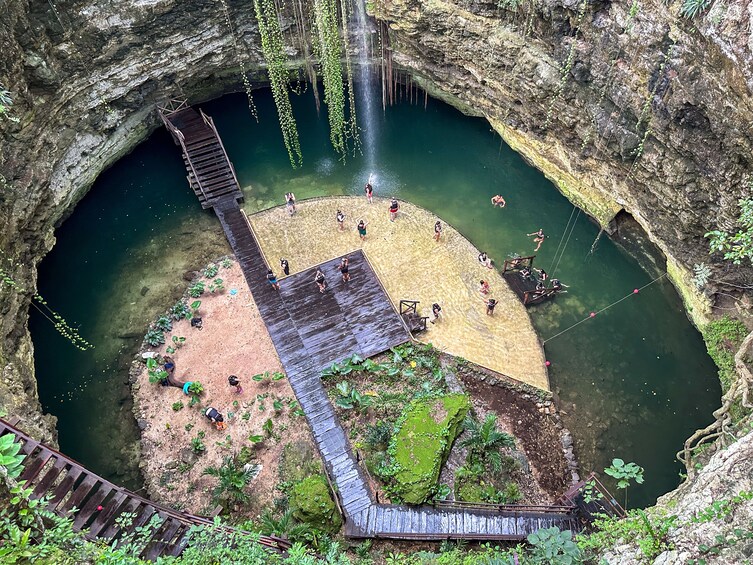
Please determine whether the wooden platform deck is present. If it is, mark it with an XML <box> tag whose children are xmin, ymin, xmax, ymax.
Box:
<box><xmin>502</xmin><ymin>256</ymin><xmax>559</xmax><ymax>306</ymax></box>
<box><xmin>165</xmin><ymin>104</ymin><xmax>584</xmax><ymax>541</ymax></box>
<box><xmin>0</xmin><ymin>418</ymin><xmax>289</xmax><ymax>560</ymax></box>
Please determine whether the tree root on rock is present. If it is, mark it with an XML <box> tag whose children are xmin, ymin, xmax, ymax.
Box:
<box><xmin>678</xmin><ymin>330</ymin><xmax>753</xmax><ymax>478</ymax></box>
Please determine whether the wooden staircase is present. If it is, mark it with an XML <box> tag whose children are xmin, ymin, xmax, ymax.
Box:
<box><xmin>0</xmin><ymin>418</ymin><xmax>289</xmax><ymax>560</ymax></box>
<box><xmin>158</xmin><ymin>99</ymin><xmax>243</xmax><ymax>209</ymax></box>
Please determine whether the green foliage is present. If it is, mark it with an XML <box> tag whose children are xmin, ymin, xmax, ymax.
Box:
<box><xmin>209</xmin><ymin>278</ymin><xmax>225</xmax><ymax>293</ymax></box>
<box><xmin>691</xmin><ymin>262</ymin><xmax>712</xmax><ymax>289</ymax></box>
<box><xmin>203</xmin><ymin>263</ymin><xmax>219</xmax><ymax>278</ymax></box>
<box><xmin>203</xmin><ymin>454</ymin><xmax>260</xmax><ymax>508</ymax></box>
<box><xmin>146</xmin><ymin>357</ymin><xmax>168</xmax><ymax>384</ymax></box>
<box><xmin>312</xmin><ymin>0</ymin><xmax>353</xmax><ymax>159</ymax></box>
<box><xmin>0</xmin><ymin>435</ymin><xmax>24</xmax><ymax>479</ymax></box>
<box><xmin>527</xmin><ymin>527</ymin><xmax>582</xmax><ymax>564</ymax></box>
<box><xmin>189</xmin><ymin>281</ymin><xmax>205</xmax><ymax>298</ymax></box>
<box><xmin>187</xmin><ymin>382</ymin><xmax>204</xmax><ymax>396</ymax></box>
<box><xmin>144</xmin><ymin>328</ymin><xmax>165</xmax><ymax>347</ymax></box>
<box><xmin>334</xmin><ymin>381</ymin><xmax>373</xmax><ymax>411</ymax></box>
<box><xmin>289</xmin><ymin>475</ymin><xmax>342</xmax><ymax>533</ymax></box>
<box><xmin>497</xmin><ymin>0</ymin><xmax>524</xmax><ymax>10</ymax></box>
<box><xmin>702</xmin><ymin>316</ymin><xmax>749</xmax><ymax>392</ymax></box>
<box><xmin>581</xmin><ymin>480</ymin><xmax>604</xmax><ymax>504</ymax></box>
<box><xmin>577</xmin><ymin>510</ymin><xmax>676</xmax><ymax>561</ymax></box>
<box><xmin>605</xmin><ymin>458</ymin><xmax>644</xmax><ymax>509</ymax></box>
<box><xmin>364</xmin><ymin>421</ymin><xmax>393</xmax><ymax>452</ymax></box>
<box><xmin>170</xmin><ymin>300</ymin><xmax>192</xmax><ymax>321</ymax></box>
<box><xmin>680</xmin><ymin>0</ymin><xmax>711</xmax><ymax>18</ymax></box>
<box><xmin>691</xmin><ymin>490</ymin><xmax>753</xmax><ymax>523</ymax></box>
<box><xmin>706</xmin><ymin>197</ymin><xmax>753</xmax><ymax>265</ymax></box>
<box><xmin>263</xmin><ymin>417</ymin><xmax>274</xmax><ymax>437</ymax></box>
<box><xmin>253</xmin><ymin>0</ymin><xmax>303</xmax><ymax>168</ymax></box>
<box><xmin>459</xmin><ymin>413</ymin><xmax>515</xmax><ymax>473</ymax></box>
<box><xmin>172</xmin><ymin>401</ymin><xmax>184</xmax><ymax>412</ymax></box>
<box><xmin>385</xmin><ymin>394</ymin><xmax>471</xmax><ymax>504</ymax></box>
<box><xmin>191</xmin><ymin>433</ymin><xmax>206</xmax><ymax>454</ymax></box>
<box><xmin>155</xmin><ymin>316</ymin><xmax>172</xmax><ymax>332</ymax></box>
<box><xmin>190</xmin><ymin>300</ymin><xmax>202</xmax><ymax>318</ymax></box>
<box><xmin>0</xmin><ymin>264</ymin><xmax>94</xmax><ymax>351</ymax></box>
<box><xmin>221</xmin><ymin>258</ymin><xmax>233</xmax><ymax>269</ymax></box>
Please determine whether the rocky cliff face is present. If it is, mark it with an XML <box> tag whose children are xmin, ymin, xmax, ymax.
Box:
<box><xmin>0</xmin><ymin>0</ymin><xmax>751</xmax><ymax>523</ymax></box>
<box><xmin>377</xmin><ymin>0</ymin><xmax>753</xmax><ymax>322</ymax></box>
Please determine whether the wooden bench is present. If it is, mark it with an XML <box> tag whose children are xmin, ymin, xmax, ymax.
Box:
<box><xmin>399</xmin><ymin>300</ymin><xmax>429</xmax><ymax>333</ymax></box>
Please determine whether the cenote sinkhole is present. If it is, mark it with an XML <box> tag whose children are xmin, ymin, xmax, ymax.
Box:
<box><xmin>31</xmin><ymin>88</ymin><xmax>721</xmax><ymax>506</ymax></box>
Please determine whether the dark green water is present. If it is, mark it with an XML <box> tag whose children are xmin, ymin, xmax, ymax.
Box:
<box><xmin>32</xmin><ymin>88</ymin><xmax>720</xmax><ymax>505</ymax></box>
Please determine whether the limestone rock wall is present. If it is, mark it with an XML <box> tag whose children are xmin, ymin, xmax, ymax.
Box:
<box><xmin>377</xmin><ymin>0</ymin><xmax>753</xmax><ymax>323</ymax></box>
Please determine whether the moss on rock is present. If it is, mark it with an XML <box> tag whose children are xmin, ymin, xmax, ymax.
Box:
<box><xmin>289</xmin><ymin>475</ymin><xmax>342</xmax><ymax>533</ymax></box>
<box><xmin>388</xmin><ymin>393</ymin><xmax>471</xmax><ymax>504</ymax></box>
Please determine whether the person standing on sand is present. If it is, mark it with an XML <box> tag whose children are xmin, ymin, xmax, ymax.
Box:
<box><xmin>228</xmin><ymin>375</ymin><xmax>243</xmax><ymax>394</ymax></box>
<box><xmin>314</xmin><ymin>269</ymin><xmax>328</xmax><ymax>293</ymax></box>
<box><xmin>484</xmin><ymin>297</ymin><xmax>497</xmax><ymax>316</ymax></box>
<box><xmin>433</xmin><ymin>221</ymin><xmax>442</xmax><ymax>242</ymax></box>
<box><xmin>491</xmin><ymin>194</ymin><xmax>506</xmax><ymax>207</ymax></box>
<box><xmin>430</xmin><ymin>303</ymin><xmax>442</xmax><ymax>324</ymax></box>
<box><xmin>280</xmin><ymin>258</ymin><xmax>290</xmax><ymax>276</ymax></box>
<box><xmin>285</xmin><ymin>192</ymin><xmax>296</xmax><ymax>216</ymax></box>
<box><xmin>389</xmin><ymin>198</ymin><xmax>399</xmax><ymax>221</ymax></box>
<box><xmin>336</xmin><ymin>210</ymin><xmax>346</xmax><ymax>231</ymax></box>
<box><xmin>357</xmin><ymin>219</ymin><xmax>368</xmax><ymax>241</ymax></box>
<box><xmin>365</xmin><ymin>180</ymin><xmax>374</xmax><ymax>203</ymax></box>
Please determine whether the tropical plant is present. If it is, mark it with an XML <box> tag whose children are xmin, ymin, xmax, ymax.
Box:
<box><xmin>203</xmin><ymin>263</ymin><xmax>219</xmax><ymax>278</ymax></box>
<box><xmin>144</xmin><ymin>328</ymin><xmax>165</xmax><ymax>347</ymax></box>
<box><xmin>191</xmin><ymin>433</ymin><xmax>206</xmax><ymax>454</ymax></box>
<box><xmin>170</xmin><ymin>300</ymin><xmax>192</xmax><ymax>320</ymax></box>
<box><xmin>605</xmin><ymin>458</ymin><xmax>644</xmax><ymax>509</ymax></box>
<box><xmin>209</xmin><ymin>278</ymin><xmax>224</xmax><ymax>293</ymax></box>
<box><xmin>146</xmin><ymin>357</ymin><xmax>168</xmax><ymax>384</ymax></box>
<box><xmin>172</xmin><ymin>401</ymin><xmax>184</xmax><ymax>412</ymax></box>
<box><xmin>263</xmin><ymin>418</ymin><xmax>274</xmax><ymax>438</ymax></box>
<box><xmin>706</xmin><ymin>196</ymin><xmax>753</xmax><ymax>265</ymax></box>
<box><xmin>680</xmin><ymin>0</ymin><xmax>711</xmax><ymax>18</ymax></box>
<box><xmin>459</xmin><ymin>414</ymin><xmax>515</xmax><ymax>472</ymax></box>
<box><xmin>253</xmin><ymin>0</ymin><xmax>303</xmax><ymax>168</ymax></box>
<box><xmin>527</xmin><ymin>527</ymin><xmax>582</xmax><ymax>564</ymax></box>
<box><xmin>154</xmin><ymin>316</ymin><xmax>172</xmax><ymax>332</ymax></box>
<box><xmin>334</xmin><ymin>381</ymin><xmax>372</xmax><ymax>411</ymax></box>
<box><xmin>202</xmin><ymin>454</ymin><xmax>260</xmax><ymax>507</ymax></box>
<box><xmin>692</xmin><ymin>262</ymin><xmax>712</xmax><ymax>289</ymax></box>
<box><xmin>187</xmin><ymin>381</ymin><xmax>204</xmax><ymax>396</ymax></box>
<box><xmin>189</xmin><ymin>281</ymin><xmax>205</xmax><ymax>298</ymax></box>
<box><xmin>221</xmin><ymin>258</ymin><xmax>233</xmax><ymax>269</ymax></box>
<box><xmin>581</xmin><ymin>480</ymin><xmax>604</xmax><ymax>504</ymax></box>
<box><xmin>0</xmin><ymin>434</ymin><xmax>24</xmax><ymax>479</ymax></box>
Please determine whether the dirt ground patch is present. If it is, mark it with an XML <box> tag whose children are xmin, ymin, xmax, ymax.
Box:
<box><xmin>132</xmin><ymin>260</ymin><xmax>317</xmax><ymax>517</ymax></box>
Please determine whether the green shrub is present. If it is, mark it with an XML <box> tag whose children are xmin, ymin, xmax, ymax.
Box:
<box><xmin>154</xmin><ymin>315</ymin><xmax>172</xmax><ymax>332</ymax></box>
<box><xmin>189</xmin><ymin>281</ymin><xmax>205</xmax><ymax>298</ymax></box>
<box><xmin>386</xmin><ymin>394</ymin><xmax>470</xmax><ymax>504</ymax></box>
<box><xmin>702</xmin><ymin>316</ymin><xmax>748</xmax><ymax>392</ymax></box>
<box><xmin>172</xmin><ymin>401</ymin><xmax>184</xmax><ymax>412</ymax></box>
<box><xmin>203</xmin><ymin>263</ymin><xmax>219</xmax><ymax>278</ymax></box>
<box><xmin>144</xmin><ymin>328</ymin><xmax>165</xmax><ymax>346</ymax></box>
<box><xmin>170</xmin><ymin>300</ymin><xmax>191</xmax><ymax>320</ymax></box>
<box><xmin>289</xmin><ymin>475</ymin><xmax>342</xmax><ymax>533</ymax></box>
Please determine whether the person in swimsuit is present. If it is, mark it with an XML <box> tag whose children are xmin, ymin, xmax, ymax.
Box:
<box><xmin>280</xmin><ymin>258</ymin><xmax>290</xmax><ymax>276</ymax></box>
<box><xmin>479</xmin><ymin>280</ymin><xmax>490</xmax><ymax>295</ymax></box>
<box><xmin>389</xmin><ymin>198</ymin><xmax>399</xmax><ymax>221</ymax></box>
<box><xmin>266</xmin><ymin>269</ymin><xmax>280</xmax><ymax>290</ymax></box>
<box><xmin>551</xmin><ymin>278</ymin><xmax>569</xmax><ymax>292</ymax></box>
<box><xmin>527</xmin><ymin>228</ymin><xmax>546</xmax><ymax>251</ymax></box>
<box><xmin>430</xmin><ymin>303</ymin><xmax>442</xmax><ymax>324</ymax></box>
<box><xmin>520</xmin><ymin>266</ymin><xmax>532</xmax><ymax>280</ymax></box>
<box><xmin>491</xmin><ymin>194</ymin><xmax>506</xmax><ymax>207</ymax></box>
<box><xmin>534</xmin><ymin>267</ymin><xmax>548</xmax><ymax>281</ymax></box>
<box><xmin>285</xmin><ymin>192</ymin><xmax>296</xmax><ymax>215</ymax></box>
<box><xmin>478</xmin><ymin>252</ymin><xmax>493</xmax><ymax>269</ymax></box>
<box><xmin>364</xmin><ymin>181</ymin><xmax>374</xmax><ymax>203</ymax></box>
<box><xmin>357</xmin><ymin>219</ymin><xmax>368</xmax><ymax>241</ymax></box>
<box><xmin>433</xmin><ymin>221</ymin><xmax>442</xmax><ymax>242</ymax></box>
<box><xmin>314</xmin><ymin>269</ymin><xmax>327</xmax><ymax>293</ymax></box>
<box><xmin>336</xmin><ymin>210</ymin><xmax>345</xmax><ymax>231</ymax></box>
<box><xmin>340</xmin><ymin>257</ymin><xmax>350</xmax><ymax>282</ymax></box>
<box><xmin>228</xmin><ymin>375</ymin><xmax>243</xmax><ymax>394</ymax></box>
<box><xmin>485</xmin><ymin>298</ymin><xmax>497</xmax><ymax>316</ymax></box>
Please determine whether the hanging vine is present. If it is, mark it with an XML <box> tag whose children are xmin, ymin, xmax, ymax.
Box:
<box><xmin>542</xmin><ymin>0</ymin><xmax>587</xmax><ymax>130</ymax></box>
<box><xmin>312</xmin><ymin>0</ymin><xmax>349</xmax><ymax>158</ymax></box>
<box><xmin>253</xmin><ymin>0</ymin><xmax>304</xmax><ymax>167</ymax></box>
<box><xmin>0</xmin><ymin>264</ymin><xmax>93</xmax><ymax>351</ymax></box>
<box><xmin>339</xmin><ymin>0</ymin><xmax>361</xmax><ymax>155</ymax></box>
<box><xmin>218</xmin><ymin>0</ymin><xmax>259</xmax><ymax>121</ymax></box>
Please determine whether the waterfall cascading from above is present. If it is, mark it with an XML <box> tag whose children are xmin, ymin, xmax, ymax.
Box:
<box><xmin>353</xmin><ymin>0</ymin><xmax>378</xmax><ymax>175</ymax></box>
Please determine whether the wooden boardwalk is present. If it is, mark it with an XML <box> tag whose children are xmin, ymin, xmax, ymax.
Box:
<box><xmin>0</xmin><ymin>418</ymin><xmax>289</xmax><ymax>560</ymax></box>
<box><xmin>167</xmin><ymin>105</ymin><xmax>584</xmax><ymax>541</ymax></box>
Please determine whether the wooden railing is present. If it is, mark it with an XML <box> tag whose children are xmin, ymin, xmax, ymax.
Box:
<box><xmin>433</xmin><ymin>499</ymin><xmax>577</xmax><ymax>514</ymax></box>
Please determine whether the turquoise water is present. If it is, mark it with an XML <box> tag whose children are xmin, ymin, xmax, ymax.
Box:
<box><xmin>32</xmin><ymin>88</ymin><xmax>720</xmax><ymax>505</ymax></box>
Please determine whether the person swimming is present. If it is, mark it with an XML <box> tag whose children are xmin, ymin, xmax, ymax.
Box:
<box><xmin>491</xmin><ymin>194</ymin><xmax>506</xmax><ymax>207</ymax></box>
<box><xmin>527</xmin><ymin>228</ymin><xmax>547</xmax><ymax>251</ymax></box>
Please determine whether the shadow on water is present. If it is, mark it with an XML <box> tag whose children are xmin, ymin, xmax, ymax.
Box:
<box><xmin>32</xmin><ymin>88</ymin><xmax>720</xmax><ymax>505</ymax></box>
